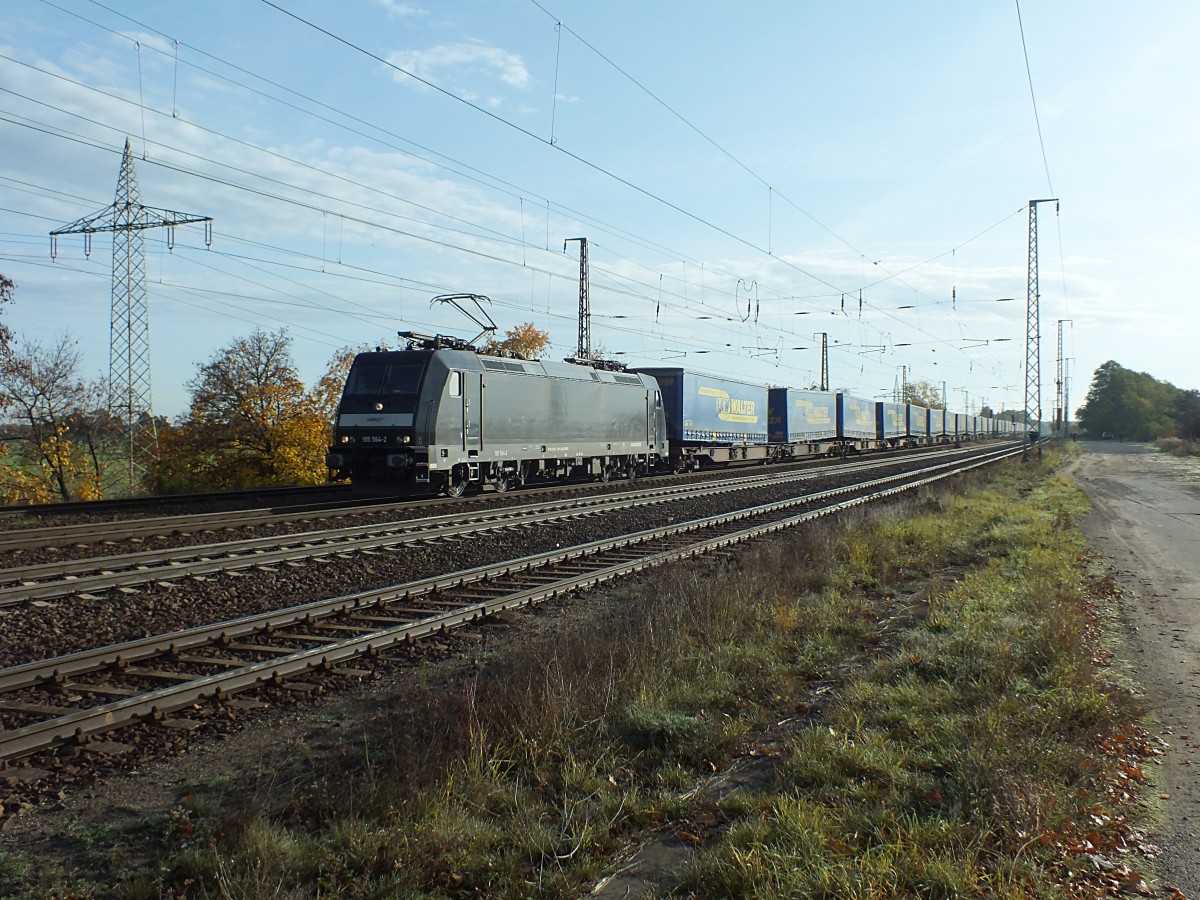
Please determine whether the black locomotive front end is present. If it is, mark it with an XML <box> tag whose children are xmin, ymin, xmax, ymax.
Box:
<box><xmin>326</xmin><ymin>350</ymin><xmax>431</xmax><ymax>491</ymax></box>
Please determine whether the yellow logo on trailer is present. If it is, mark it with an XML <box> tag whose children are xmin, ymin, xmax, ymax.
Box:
<box><xmin>700</xmin><ymin>385</ymin><xmax>758</xmax><ymax>424</ymax></box>
<box><xmin>796</xmin><ymin>397</ymin><xmax>831</xmax><ymax>425</ymax></box>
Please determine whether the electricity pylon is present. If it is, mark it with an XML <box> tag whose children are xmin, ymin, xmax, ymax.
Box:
<box><xmin>51</xmin><ymin>139</ymin><xmax>212</xmax><ymax>490</ymax></box>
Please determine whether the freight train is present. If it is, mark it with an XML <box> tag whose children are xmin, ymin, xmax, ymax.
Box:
<box><xmin>325</xmin><ymin>330</ymin><xmax>1019</xmax><ymax>496</ymax></box>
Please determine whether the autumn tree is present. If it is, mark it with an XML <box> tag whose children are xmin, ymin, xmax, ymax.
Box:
<box><xmin>483</xmin><ymin>322</ymin><xmax>551</xmax><ymax>359</ymax></box>
<box><xmin>587</xmin><ymin>340</ymin><xmax>612</xmax><ymax>362</ymax></box>
<box><xmin>0</xmin><ymin>274</ymin><xmax>15</xmax><ymax>356</ymax></box>
<box><xmin>0</xmin><ymin>334</ymin><xmax>105</xmax><ymax>502</ymax></box>
<box><xmin>311</xmin><ymin>346</ymin><xmax>360</xmax><ymax>422</ymax></box>
<box><xmin>901</xmin><ymin>379</ymin><xmax>945</xmax><ymax>409</ymax></box>
<box><xmin>155</xmin><ymin>329</ymin><xmax>330</xmax><ymax>491</ymax></box>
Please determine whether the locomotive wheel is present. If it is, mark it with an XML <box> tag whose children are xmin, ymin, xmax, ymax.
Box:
<box><xmin>443</xmin><ymin>467</ymin><xmax>470</xmax><ymax>498</ymax></box>
<box><xmin>597</xmin><ymin>467</ymin><xmax>612</xmax><ymax>483</ymax></box>
<box><xmin>493</xmin><ymin>471</ymin><xmax>514</xmax><ymax>493</ymax></box>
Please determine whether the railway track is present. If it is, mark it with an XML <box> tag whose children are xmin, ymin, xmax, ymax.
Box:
<box><xmin>0</xmin><ymin>488</ymin><xmax>398</xmax><ymax>554</ymax></box>
<box><xmin>0</xmin><ymin>443</ymin><xmax>1022</xmax><ymax>766</ymax></box>
<box><xmin>0</xmin><ymin>442</ymin><xmax>968</xmax><ymax>553</ymax></box>
<box><xmin>0</xmin><ymin>482</ymin><xmax>352</xmax><ymax>523</ymax></box>
<box><xmin>0</xmin><ymin>445</ymin><xmax>1005</xmax><ymax>607</ymax></box>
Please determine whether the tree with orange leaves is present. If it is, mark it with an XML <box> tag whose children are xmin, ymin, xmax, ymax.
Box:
<box><xmin>155</xmin><ymin>329</ymin><xmax>333</xmax><ymax>491</ymax></box>
<box><xmin>483</xmin><ymin>322</ymin><xmax>551</xmax><ymax>359</ymax></box>
<box><xmin>0</xmin><ymin>334</ymin><xmax>104</xmax><ymax>501</ymax></box>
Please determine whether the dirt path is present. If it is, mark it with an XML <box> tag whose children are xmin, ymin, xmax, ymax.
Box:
<box><xmin>1069</xmin><ymin>442</ymin><xmax>1200</xmax><ymax>895</ymax></box>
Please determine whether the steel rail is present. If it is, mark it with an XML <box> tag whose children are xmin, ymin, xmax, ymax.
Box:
<box><xmin>0</xmin><ymin>492</ymin><xmax>406</xmax><ymax>553</ymax></box>
<box><xmin>0</xmin><ymin>446</ymin><xmax>1005</xmax><ymax>607</ymax></box>
<box><xmin>0</xmin><ymin>445</ymin><xmax>1022</xmax><ymax>764</ymax></box>
<box><xmin>0</xmin><ymin>444</ymin><xmax>995</xmax><ymax>552</ymax></box>
<box><xmin>0</xmin><ymin>483</ymin><xmax>352</xmax><ymax>522</ymax></box>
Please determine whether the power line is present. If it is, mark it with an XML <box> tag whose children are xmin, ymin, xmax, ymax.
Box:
<box><xmin>6</xmin><ymin>6</ymin><xmax>1031</xmax><ymax>404</ymax></box>
<box><xmin>527</xmin><ymin>0</ymin><xmax>860</xmax><ymax>257</ymax></box>
<box><xmin>254</xmin><ymin>0</ymin><xmax>850</xmax><ymax>294</ymax></box>
<box><xmin>80</xmin><ymin>0</ymin><xmax>1016</xmax><ymax>324</ymax></box>
<box><xmin>9</xmin><ymin>10</ymin><xmax>1025</xmax><ymax>353</ymax></box>
<box><xmin>1014</xmin><ymin>0</ymin><xmax>1055</xmax><ymax>196</ymax></box>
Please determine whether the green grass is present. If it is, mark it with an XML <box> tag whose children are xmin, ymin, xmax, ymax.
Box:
<box><xmin>676</xmin><ymin>467</ymin><xmax>1132</xmax><ymax>898</ymax></box>
<box><xmin>4</xmin><ymin>445</ymin><xmax>1152</xmax><ymax>898</ymax></box>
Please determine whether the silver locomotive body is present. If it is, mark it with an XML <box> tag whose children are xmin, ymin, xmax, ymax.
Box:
<box><xmin>326</xmin><ymin>348</ymin><xmax>668</xmax><ymax>495</ymax></box>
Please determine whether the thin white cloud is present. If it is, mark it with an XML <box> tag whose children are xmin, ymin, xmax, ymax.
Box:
<box><xmin>372</xmin><ymin>0</ymin><xmax>426</xmax><ymax>17</ymax></box>
<box><xmin>387</xmin><ymin>40</ymin><xmax>531</xmax><ymax>92</ymax></box>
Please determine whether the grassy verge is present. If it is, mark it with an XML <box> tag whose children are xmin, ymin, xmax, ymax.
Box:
<box><xmin>4</xmin><ymin>446</ymin><xmax>1154</xmax><ymax>898</ymax></box>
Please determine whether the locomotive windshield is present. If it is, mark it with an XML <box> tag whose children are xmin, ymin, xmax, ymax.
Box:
<box><xmin>344</xmin><ymin>359</ymin><xmax>427</xmax><ymax>398</ymax></box>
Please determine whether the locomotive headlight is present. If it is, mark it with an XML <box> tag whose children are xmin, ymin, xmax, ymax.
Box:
<box><xmin>340</xmin><ymin>435</ymin><xmax>351</xmax><ymax>444</ymax></box>
<box><xmin>402</xmin><ymin>435</ymin><xmax>411</xmax><ymax>444</ymax></box>
<box><xmin>374</xmin><ymin>402</ymin><xmax>384</xmax><ymax>411</ymax></box>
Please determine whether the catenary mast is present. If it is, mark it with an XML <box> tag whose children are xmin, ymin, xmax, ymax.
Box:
<box><xmin>1023</xmin><ymin>198</ymin><xmax>1057</xmax><ymax>456</ymax></box>
<box><xmin>564</xmin><ymin>237</ymin><xmax>590</xmax><ymax>359</ymax></box>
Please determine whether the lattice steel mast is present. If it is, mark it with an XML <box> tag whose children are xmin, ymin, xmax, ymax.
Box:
<box><xmin>816</xmin><ymin>332</ymin><xmax>829</xmax><ymax>391</ymax></box>
<box><xmin>51</xmin><ymin>139</ymin><xmax>212</xmax><ymax>489</ymax></box>
<box><xmin>564</xmin><ymin>237</ymin><xmax>590</xmax><ymax>359</ymax></box>
<box><xmin>1023</xmin><ymin>198</ymin><xmax>1057</xmax><ymax>455</ymax></box>
<box><xmin>1055</xmin><ymin>318</ymin><xmax>1073</xmax><ymax>437</ymax></box>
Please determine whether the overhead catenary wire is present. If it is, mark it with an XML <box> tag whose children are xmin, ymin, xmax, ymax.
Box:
<box><xmin>1013</xmin><ymin>0</ymin><xmax>1055</xmax><ymax>197</ymax></box>
<box><xmin>0</xmin><ymin>117</ymin><xmax>1012</xmax><ymax>400</ymax></box>
<box><xmin>2</xmin><ymin>97</ymin><xmax>1005</xmax><ymax>380</ymax></box>
<box><xmin>14</xmin><ymin>7</ymin><xmax>1020</xmax><ymax>345</ymax></box>
<box><xmin>7</xmin><ymin>2</ymin><xmax>1037</xmax><ymax>407</ymax></box>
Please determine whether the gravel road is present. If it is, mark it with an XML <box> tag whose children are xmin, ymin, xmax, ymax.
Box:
<box><xmin>1069</xmin><ymin>441</ymin><xmax>1200</xmax><ymax>896</ymax></box>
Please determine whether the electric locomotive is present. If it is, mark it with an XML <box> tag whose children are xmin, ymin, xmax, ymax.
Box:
<box><xmin>326</xmin><ymin>332</ymin><xmax>668</xmax><ymax>496</ymax></box>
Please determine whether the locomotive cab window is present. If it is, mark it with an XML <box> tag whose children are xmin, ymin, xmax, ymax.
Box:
<box><xmin>449</xmin><ymin>371</ymin><xmax>462</xmax><ymax>397</ymax></box>
<box><xmin>344</xmin><ymin>361</ymin><xmax>426</xmax><ymax>397</ymax></box>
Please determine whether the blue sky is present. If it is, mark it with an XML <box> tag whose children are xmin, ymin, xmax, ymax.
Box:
<box><xmin>2</xmin><ymin>1</ymin><xmax>1197</xmax><ymax>421</ymax></box>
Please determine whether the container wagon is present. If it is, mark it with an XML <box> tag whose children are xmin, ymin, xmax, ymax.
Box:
<box><xmin>629</xmin><ymin>367</ymin><xmax>770</xmax><ymax>469</ymax></box>
<box><xmin>835</xmin><ymin>393</ymin><xmax>878</xmax><ymax>452</ymax></box>
<box><xmin>876</xmin><ymin>401</ymin><xmax>907</xmax><ymax>448</ymax></box>
<box><xmin>929</xmin><ymin>408</ymin><xmax>948</xmax><ymax>444</ymax></box>
<box><xmin>907</xmin><ymin>404</ymin><xmax>931</xmax><ymax>447</ymax></box>
<box><xmin>767</xmin><ymin>388</ymin><xmax>839</xmax><ymax>458</ymax></box>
